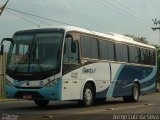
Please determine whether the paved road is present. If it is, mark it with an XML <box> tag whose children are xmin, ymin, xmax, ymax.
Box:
<box><xmin>0</xmin><ymin>93</ymin><xmax>160</xmax><ymax>120</ymax></box>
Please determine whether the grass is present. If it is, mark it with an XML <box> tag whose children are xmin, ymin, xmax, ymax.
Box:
<box><xmin>0</xmin><ymin>96</ymin><xmax>6</xmax><ymax>99</ymax></box>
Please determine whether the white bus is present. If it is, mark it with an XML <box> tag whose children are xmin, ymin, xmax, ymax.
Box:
<box><xmin>0</xmin><ymin>25</ymin><xmax>157</xmax><ymax>107</ymax></box>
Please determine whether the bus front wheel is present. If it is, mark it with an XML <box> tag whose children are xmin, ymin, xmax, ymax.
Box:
<box><xmin>123</xmin><ymin>83</ymin><xmax>140</xmax><ymax>103</ymax></box>
<box><xmin>34</xmin><ymin>100</ymin><xmax>49</xmax><ymax>107</ymax></box>
<box><xmin>81</xmin><ymin>83</ymin><xmax>95</xmax><ymax>107</ymax></box>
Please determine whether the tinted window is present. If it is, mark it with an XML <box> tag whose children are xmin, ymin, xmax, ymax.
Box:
<box><xmin>141</xmin><ymin>49</ymin><xmax>145</xmax><ymax>64</ymax></box>
<box><xmin>80</xmin><ymin>35</ymin><xmax>98</xmax><ymax>59</ymax></box>
<box><xmin>115</xmin><ymin>44</ymin><xmax>128</xmax><ymax>62</ymax></box>
<box><xmin>129</xmin><ymin>46</ymin><xmax>141</xmax><ymax>64</ymax></box>
<box><xmin>115</xmin><ymin>44</ymin><xmax>122</xmax><ymax>61</ymax></box>
<box><xmin>146</xmin><ymin>50</ymin><xmax>150</xmax><ymax>64</ymax></box>
<box><xmin>80</xmin><ymin>36</ymin><xmax>90</xmax><ymax>58</ymax></box>
<box><xmin>141</xmin><ymin>48</ymin><xmax>148</xmax><ymax>65</ymax></box>
<box><xmin>90</xmin><ymin>38</ymin><xmax>98</xmax><ymax>59</ymax></box>
<box><xmin>99</xmin><ymin>40</ymin><xmax>107</xmax><ymax>60</ymax></box>
<box><xmin>99</xmin><ymin>40</ymin><xmax>114</xmax><ymax>61</ymax></box>
<box><xmin>122</xmin><ymin>45</ymin><xmax>128</xmax><ymax>62</ymax></box>
<box><xmin>150</xmin><ymin>50</ymin><xmax>156</xmax><ymax>65</ymax></box>
<box><xmin>108</xmin><ymin>41</ymin><xmax>114</xmax><ymax>60</ymax></box>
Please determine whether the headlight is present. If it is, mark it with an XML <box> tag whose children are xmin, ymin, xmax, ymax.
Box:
<box><xmin>45</xmin><ymin>79</ymin><xmax>58</xmax><ymax>88</ymax></box>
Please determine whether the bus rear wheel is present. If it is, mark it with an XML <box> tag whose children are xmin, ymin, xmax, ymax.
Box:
<box><xmin>123</xmin><ymin>83</ymin><xmax>140</xmax><ymax>103</ymax></box>
<box><xmin>81</xmin><ymin>83</ymin><xmax>95</xmax><ymax>107</ymax></box>
<box><xmin>34</xmin><ymin>100</ymin><xmax>49</xmax><ymax>107</ymax></box>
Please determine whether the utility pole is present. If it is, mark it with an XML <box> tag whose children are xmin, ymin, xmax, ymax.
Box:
<box><xmin>152</xmin><ymin>18</ymin><xmax>160</xmax><ymax>44</ymax></box>
<box><xmin>0</xmin><ymin>1</ymin><xmax>10</xmax><ymax>96</ymax></box>
<box><xmin>152</xmin><ymin>18</ymin><xmax>160</xmax><ymax>31</ymax></box>
<box><xmin>152</xmin><ymin>26</ymin><xmax>160</xmax><ymax>44</ymax></box>
<box><xmin>0</xmin><ymin>0</ymin><xmax>9</xmax><ymax>16</ymax></box>
<box><xmin>152</xmin><ymin>27</ymin><xmax>160</xmax><ymax>31</ymax></box>
<box><xmin>152</xmin><ymin>19</ymin><xmax>160</xmax><ymax>89</ymax></box>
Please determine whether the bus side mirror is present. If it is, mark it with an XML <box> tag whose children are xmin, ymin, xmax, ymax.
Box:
<box><xmin>0</xmin><ymin>44</ymin><xmax>4</xmax><ymax>55</ymax></box>
<box><xmin>0</xmin><ymin>38</ymin><xmax>14</xmax><ymax>55</ymax></box>
<box><xmin>65</xmin><ymin>34</ymin><xmax>76</xmax><ymax>53</ymax></box>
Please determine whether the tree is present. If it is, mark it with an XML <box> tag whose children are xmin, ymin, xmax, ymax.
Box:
<box><xmin>124</xmin><ymin>34</ymin><xmax>160</xmax><ymax>57</ymax></box>
<box><xmin>124</xmin><ymin>34</ymin><xmax>148</xmax><ymax>44</ymax></box>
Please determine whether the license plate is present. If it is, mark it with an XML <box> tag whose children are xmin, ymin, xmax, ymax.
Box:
<box><xmin>23</xmin><ymin>95</ymin><xmax>32</xmax><ymax>99</ymax></box>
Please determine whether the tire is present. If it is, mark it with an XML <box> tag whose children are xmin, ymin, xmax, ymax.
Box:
<box><xmin>34</xmin><ymin>100</ymin><xmax>49</xmax><ymax>107</ymax></box>
<box><xmin>81</xmin><ymin>83</ymin><xmax>95</xmax><ymax>107</ymax></box>
<box><xmin>123</xmin><ymin>83</ymin><xmax>140</xmax><ymax>103</ymax></box>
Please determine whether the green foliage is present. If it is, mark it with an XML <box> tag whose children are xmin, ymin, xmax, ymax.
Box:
<box><xmin>124</xmin><ymin>34</ymin><xmax>148</xmax><ymax>44</ymax></box>
<box><xmin>0</xmin><ymin>96</ymin><xmax>6</xmax><ymax>99</ymax></box>
<box><xmin>124</xmin><ymin>34</ymin><xmax>160</xmax><ymax>56</ymax></box>
<box><xmin>152</xmin><ymin>45</ymin><xmax>160</xmax><ymax>57</ymax></box>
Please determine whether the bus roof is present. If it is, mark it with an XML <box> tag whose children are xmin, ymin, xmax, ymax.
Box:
<box><xmin>19</xmin><ymin>25</ymin><xmax>155</xmax><ymax>49</ymax></box>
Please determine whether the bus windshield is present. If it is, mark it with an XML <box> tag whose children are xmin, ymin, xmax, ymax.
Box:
<box><xmin>7</xmin><ymin>32</ymin><xmax>64</xmax><ymax>73</ymax></box>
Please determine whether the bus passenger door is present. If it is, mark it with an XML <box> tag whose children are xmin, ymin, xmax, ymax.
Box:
<box><xmin>62</xmin><ymin>35</ymin><xmax>81</xmax><ymax>100</ymax></box>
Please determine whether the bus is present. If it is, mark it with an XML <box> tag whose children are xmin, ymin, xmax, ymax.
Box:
<box><xmin>0</xmin><ymin>25</ymin><xmax>157</xmax><ymax>107</ymax></box>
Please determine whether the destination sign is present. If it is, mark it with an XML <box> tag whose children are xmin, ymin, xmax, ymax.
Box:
<box><xmin>13</xmin><ymin>34</ymin><xmax>34</xmax><ymax>41</ymax></box>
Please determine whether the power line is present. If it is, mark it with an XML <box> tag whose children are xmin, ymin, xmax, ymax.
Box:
<box><xmin>110</xmin><ymin>0</ymin><xmax>151</xmax><ymax>25</ymax></box>
<box><xmin>6</xmin><ymin>10</ymin><xmax>39</xmax><ymax>26</ymax></box>
<box><xmin>6</xmin><ymin>7</ymin><xmax>106</xmax><ymax>32</ymax></box>
<box><xmin>6</xmin><ymin>8</ymin><xmax>51</xmax><ymax>26</ymax></box>
<box><xmin>4</xmin><ymin>0</ymin><xmax>154</xmax><ymax>38</ymax></box>
<box><xmin>103</xmin><ymin>0</ymin><xmax>150</xmax><ymax>26</ymax></box>
<box><xmin>14</xmin><ymin>0</ymin><xmax>130</xmax><ymax>33</ymax></box>
<box><xmin>19</xmin><ymin>0</ymin><xmax>109</xmax><ymax>30</ymax></box>
<box><xmin>6</xmin><ymin>7</ymin><xmax>74</xmax><ymax>26</ymax></box>
<box><xmin>93</xmin><ymin>0</ymin><xmax>150</xmax><ymax>27</ymax></box>
<box><xmin>5</xmin><ymin>6</ymin><xmax>125</xmax><ymax>37</ymax></box>
<box><xmin>24</xmin><ymin>14</ymin><xmax>51</xmax><ymax>25</ymax></box>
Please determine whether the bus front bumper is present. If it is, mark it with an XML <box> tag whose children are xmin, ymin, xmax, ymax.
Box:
<box><xmin>5</xmin><ymin>83</ymin><xmax>62</xmax><ymax>101</ymax></box>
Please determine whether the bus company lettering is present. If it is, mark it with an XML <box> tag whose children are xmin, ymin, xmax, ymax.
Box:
<box><xmin>82</xmin><ymin>67</ymin><xmax>96</xmax><ymax>74</ymax></box>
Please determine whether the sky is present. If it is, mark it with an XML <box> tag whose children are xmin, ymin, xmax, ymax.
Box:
<box><xmin>0</xmin><ymin>0</ymin><xmax>160</xmax><ymax>51</ymax></box>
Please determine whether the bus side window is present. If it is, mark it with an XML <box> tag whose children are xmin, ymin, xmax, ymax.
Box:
<box><xmin>70</xmin><ymin>41</ymin><xmax>79</xmax><ymax>63</ymax></box>
<box><xmin>63</xmin><ymin>38</ymin><xmax>70</xmax><ymax>64</ymax></box>
<box><xmin>63</xmin><ymin>37</ymin><xmax>79</xmax><ymax>64</ymax></box>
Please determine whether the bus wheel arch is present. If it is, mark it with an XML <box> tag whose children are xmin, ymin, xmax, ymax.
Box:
<box><xmin>80</xmin><ymin>81</ymin><xmax>96</xmax><ymax>107</ymax></box>
<box><xmin>123</xmin><ymin>82</ymin><xmax>140</xmax><ymax>103</ymax></box>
